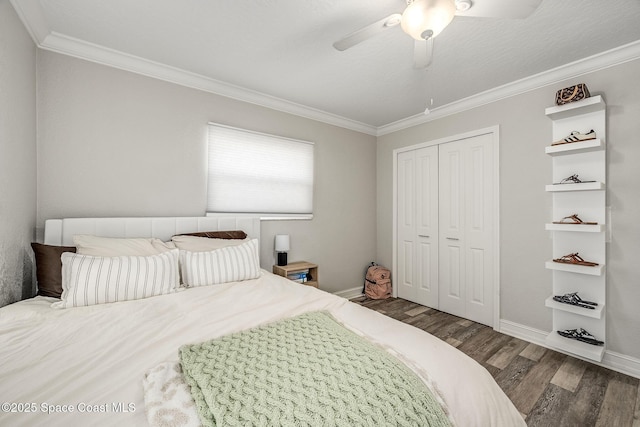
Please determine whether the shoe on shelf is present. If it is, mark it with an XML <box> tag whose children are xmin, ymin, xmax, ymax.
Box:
<box><xmin>557</xmin><ymin>328</ymin><xmax>604</xmax><ymax>346</ymax></box>
<box><xmin>552</xmin><ymin>252</ymin><xmax>599</xmax><ymax>267</ymax></box>
<box><xmin>552</xmin><ymin>214</ymin><xmax>597</xmax><ymax>225</ymax></box>
<box><xmin>552</xmin><ymin>129</ymin><xmax>596</xmax><ymax>146</ymax></box>
<box><xmin>553</xmin><ymin>174</ymin><xmax>595</xmax><ymax>185</ymax></box>
<box><xmin>552</xmin><ymin>292</ymin><xmax>597</xmax><ymax>309</ymax></box>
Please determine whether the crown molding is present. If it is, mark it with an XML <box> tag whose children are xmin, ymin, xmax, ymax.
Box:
<box><xmin>12</xmin><ymin>0</ymin><xmax>640</xmax><ymax>138</ymax></box>
<box><xmin>376</xmin><ymin>39</ymin><xmax>640</xmax><ymax>136</ymax></box>
<box><xmin>38</xmin><ymin>32</ymin><xmax>378</xmax><ymax>136</ymax></box>
<box><xmin>10</xmin><ymin>0</ymin><xmax>377</xmax><ymax>136</ymax></box>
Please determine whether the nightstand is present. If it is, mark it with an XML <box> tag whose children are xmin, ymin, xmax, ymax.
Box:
<box><xmin>272</xmin><ymin>261</ymin><xmax>318</xmax><ymax>288</ymax></box>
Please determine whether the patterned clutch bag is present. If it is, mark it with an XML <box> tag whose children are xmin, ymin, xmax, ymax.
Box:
<box><xmin>555</xmin><ymin>83</ymin><xmax>590</xmax><ymax>105</ymax></box>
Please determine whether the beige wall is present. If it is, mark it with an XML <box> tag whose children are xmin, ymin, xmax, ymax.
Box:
<box><xmin>377</xmin><ymin>59</ymin><xmax>640</xmax><ymax>359</ymax></box>
<box><xmin>36</xmin><ymin>51</ymin><xmax>377</xmax><ymax>295</ymax></box>
<box><xmin>0</xmin><ymin>0</ymin><xmax>37</xmax><ymax>306</ymax></box>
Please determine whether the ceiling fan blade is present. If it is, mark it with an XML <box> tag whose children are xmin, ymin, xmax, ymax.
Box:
<box><xmin>413</xmin><ymin>38</ymin><xmax>434</xmax><ymax>69</ymax></box>
<box><xmin>455</xmin><ymin>0</ymin><xmax>542</xmax><ymax>19</ymax></box>
<box><xmin>333</xmin><ymin>13</ymin><xmax>402</xmax><ymax>51</ymax></box>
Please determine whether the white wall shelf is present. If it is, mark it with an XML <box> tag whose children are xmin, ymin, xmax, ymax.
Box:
<box><xmin>545</xmin><ymin>95</ymin><xmax>605</xmax><ymax>120</ymax></box>
<box><xmin>545</xmin><ymin>182</ymin><xmax>604</xmax><ymax>192</ymax></box>
<box><xmin>545</xmin><ymin>332</ymin><xmax>605</xmax><ymax>362</ymax></box>
<box><xmin>545</xmin><ymin>139</ymin><xmax>604</xmax><ymax>156</ymax></box>
<box><xmin>544</xmin><ymin>95</ymin><xmax>606</xmax><ymax>362</ymax></box>
<box><xmin>545</xmin><ymin>296</ymin><xmax>604</xmax><ymax>319</ymax></box>
<box><xmin>545</xmin><ymin>260</ymin><xmax>604</xmax><ymax>276</ymax></box>
<box><xmin>545</xmin><ymin>223</ymin><xmax>605</xmax><ymax>233</ymax></box>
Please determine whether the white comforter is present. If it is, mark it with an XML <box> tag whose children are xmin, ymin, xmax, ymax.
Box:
<box><xmin>0</xmin><ymin>271</ymin><xmax>524</xmax><ymax>426</ymax></box>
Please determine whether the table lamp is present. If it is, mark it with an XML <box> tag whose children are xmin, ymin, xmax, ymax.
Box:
<box><xmin>275</xmin><ymin>234</ymin><xmax>290</xmax><ymax>266</ymax></box>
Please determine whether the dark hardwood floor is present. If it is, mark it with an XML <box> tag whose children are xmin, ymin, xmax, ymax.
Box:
<box><xmin>352</xmin><ymin>296</ymin><xmax>640</xmax><ymax>426</ymax></box>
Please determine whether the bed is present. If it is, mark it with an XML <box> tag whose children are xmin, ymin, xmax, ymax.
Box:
<box><xmin>0</xmin><ymin>216</ymin><xmax>525</xmax><ymax>426</ymax></box>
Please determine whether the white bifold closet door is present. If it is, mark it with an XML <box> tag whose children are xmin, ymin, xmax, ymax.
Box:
<box><xmin>397</xmin><ymin>133</ymin><xmax>495</xmax><ymax>327</ymax></box>
<box><xmin>397</xmin><ymin>146</ymin><xmax>439</xmax><ymax>308</ymax></box>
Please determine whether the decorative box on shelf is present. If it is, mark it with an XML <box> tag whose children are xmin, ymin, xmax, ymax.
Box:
<box><xmin>273</xmin><ymin>261</ymin><xmax>318</xmax><ymax>288</ymax></box>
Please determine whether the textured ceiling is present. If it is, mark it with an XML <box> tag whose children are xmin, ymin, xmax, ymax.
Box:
<box><xmin>13</xmin><ymin>0</ymin><xmax>640</xmax><ymax>129</ymax></box>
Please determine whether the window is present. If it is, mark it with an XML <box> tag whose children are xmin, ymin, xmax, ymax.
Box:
<box><xmin>207</xmin><ymin>123</ymin><xmax>314</xmax><ymax>217</ymax></box>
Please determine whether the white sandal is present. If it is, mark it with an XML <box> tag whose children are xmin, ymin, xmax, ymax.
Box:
<box><xmin>552</xmin><ymin>129</ymin><xmax>596</xmax><ymax>146</ymax></box>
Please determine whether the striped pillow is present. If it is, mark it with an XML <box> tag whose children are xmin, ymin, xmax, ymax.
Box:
<box><xmin>53</xmin><ymin>249</ymin><xmax>180</xmax><ymax>308</ymax></box>
<box><xmin>180</xmin><ymin>239</ymin><xmax>260</xmax><ymax>287</ymax></box>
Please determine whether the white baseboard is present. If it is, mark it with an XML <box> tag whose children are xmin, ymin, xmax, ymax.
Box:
<box><xmin>333</xmin><ymin>286</ymin><xmax>364</xmax><ymax>300</ymax></box>
<box><xmin>499</xmin><ymin>319</ymin><xmax>549</xmax><ymax>346</ymax></box>
<box><xmin>498</xmin><ymin>319</ymin><xmax>640</xmax><ymax>379</ymax></box>
<box><xmin>602</xmin><ymin>351</ymin><xmax>640</xmax><ymax>379</ymax></box>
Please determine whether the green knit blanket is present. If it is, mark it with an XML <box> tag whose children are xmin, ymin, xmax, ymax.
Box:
<box><xmin>179</xmin><ymin>311</ymin><xmax>452</xmax><ymax>427</ymax></box>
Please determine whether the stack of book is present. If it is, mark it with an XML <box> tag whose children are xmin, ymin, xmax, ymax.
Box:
<box><xmin>287</xmin><ymin>270</ymin><xmax>309</xmax><ymax>284</ymax></box>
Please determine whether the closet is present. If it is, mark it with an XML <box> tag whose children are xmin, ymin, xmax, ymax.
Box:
<box><xmin>395</xmin><ymin>130</ymin><xmax>497</xmax><ymax>327</ymax></box>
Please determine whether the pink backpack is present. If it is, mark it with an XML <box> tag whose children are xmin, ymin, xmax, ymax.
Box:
<box><xmin>363</xmin><ymin>263</ymin><xmax>392</xmax><ymax>299</ymax></box>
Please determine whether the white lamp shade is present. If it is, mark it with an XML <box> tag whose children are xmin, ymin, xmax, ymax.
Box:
<box><xmin>401</xmin><ymin>0</ymin><xmax>456</xmax><ymax>40</ymax></box>
<box><xmin>275</xmin><ymin>234</ymin><xmax>290</xmax><ymax>252</ymax></box>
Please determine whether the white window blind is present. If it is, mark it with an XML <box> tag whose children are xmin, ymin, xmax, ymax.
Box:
<box><xmin>207</xmin><ymin>123</ymin><xmax>314</xmax><ymax>215</ymax></box>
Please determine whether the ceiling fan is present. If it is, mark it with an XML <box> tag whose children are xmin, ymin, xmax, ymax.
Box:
<box><xmin>333</xmin><ymin>0</ymin><xmax>542</xmax><ymax>69</ymax></box>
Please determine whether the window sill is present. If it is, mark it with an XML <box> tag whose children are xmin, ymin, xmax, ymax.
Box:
<box><xmin>206</xmin><ymin>212</ymin><xmax>313</xmax><ymax>221</ymax></box>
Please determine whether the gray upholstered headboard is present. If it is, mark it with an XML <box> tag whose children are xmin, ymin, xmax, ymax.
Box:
<box><xmin>44</xmin><ymin>216</ymin><xmax>261</xmax><ymax>246</ymax></box>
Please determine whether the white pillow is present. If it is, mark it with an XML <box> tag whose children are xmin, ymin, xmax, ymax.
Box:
<box><xmin>53</xmin><ymin>249</ymin><xmax>180</xmax><ymax>308</ymax></box>
<box><xmin>171</xmin><ymin>235</ymin><xmax>248</xmax><ymax>252</ymax></box>
<box><xmin>74</xmin><ymin>235</ymin><xmax>174</xmax><ymax>256</ymax></box>
<box><xmin>179</xmin><ymin>239</ymin><xmax>260</xmax><ymax>287</ymax></box>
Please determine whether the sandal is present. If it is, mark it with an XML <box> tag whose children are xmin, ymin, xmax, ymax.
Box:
<box><xmin>551</xmin><ymin>130</ymin><xmax>596</xmax><ymax>146</ymax></box>
<box><xmin>557</xmin><ymin>328</ymin><xmax>604</xmax><ymax>346</ymax></box>
<box><xmin>554</xmin><ymin>174</ymin><xmax>595</xmax><ymax>185</ymax></box>
<box><xmin>553</xmin><ymin>252</ymin><xmax>599</xmax><ymax>267</ymax></box>
<box><xmin>553</xmin><ymin>292</ymin><xmax>597</xmax><ymax>309</ymax></box>
<box><xmin>570</xmin><ymin>292</ymin><xmax>598</xmax><ymax>307</ymax></box>
<box><xmin>552</xmin><ymin>214</ymin><xmax>597</xmax><ymax>225</ymax></box>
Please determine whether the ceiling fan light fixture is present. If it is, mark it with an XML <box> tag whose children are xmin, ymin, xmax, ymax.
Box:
<box><xmin>401</xmin><ymin>0</ymin><xmax>456</xmax><ymax>41</ymax></box>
